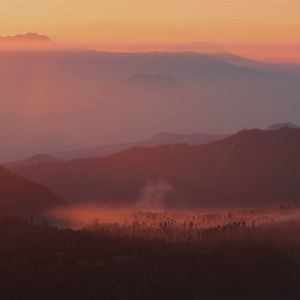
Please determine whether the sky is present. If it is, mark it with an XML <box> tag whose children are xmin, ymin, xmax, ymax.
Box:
<box><xmin>1</xmin><ymin>0</ymin><xmax>300</xmax><ymax>61</ymax></box>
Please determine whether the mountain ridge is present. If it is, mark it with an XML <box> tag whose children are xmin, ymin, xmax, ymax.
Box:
<box><xmin>12</xmin><ymin>127</ymin><xmax>300</xmax><ymax>208</ymax></box>
<box><xmin>266</xmin><ymin>122</ymin><xmax>299</xmax><ymax>131</ymax></box>
<box><xmin>53</xmin><ymin>131</ymin><xmax>228</xmax><ymax>160</ymax></box>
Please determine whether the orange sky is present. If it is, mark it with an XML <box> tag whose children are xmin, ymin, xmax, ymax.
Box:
<box><xmin>1</xmin><ymin>0</ymin><xmax>300</xmax><ymax>62</ymax></box>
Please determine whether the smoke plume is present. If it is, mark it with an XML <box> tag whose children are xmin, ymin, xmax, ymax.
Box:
<box><xmin>136</xmin><ymin>179</ymin><xmax>174</xmax><ymax>211</ymax></box>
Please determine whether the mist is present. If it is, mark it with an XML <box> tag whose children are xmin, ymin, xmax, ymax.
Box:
<box><xmin>1</xmin><ymin>50</ymin><xmax>300</xmax><ymax>161</ymax></box>
<box><xmin>48</xmin><ymin>201</ymin><xmax>300</xmax><ymax>234</ymax></box>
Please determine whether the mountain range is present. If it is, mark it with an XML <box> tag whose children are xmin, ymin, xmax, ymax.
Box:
<box><xmin>7</xmin><ymin>124</ymin><xmax>295</xmax><ymax>164</ymax></box>
<box><xmin>1</xmin><ymin>35</ymin><xmax>300</xmax><ymax>161</ymax></box>
<box><xmin>5</xmin><ymin>131</ymin><xmax>227</xmax><ymax>167</ymax></box>
<box><xmin>266</xmin><ymin>122</ymin><xmax>299</xmax><ymax>131</ymax></box>
<box><xmin>10</xmin><ymin>127</ymin><xmax>300</xmax><ymax>208</ymax></box>
<box><xmin>53</xmin><ymin>131</ymin><xmax>228</xmax><ymax>160</ymax></box>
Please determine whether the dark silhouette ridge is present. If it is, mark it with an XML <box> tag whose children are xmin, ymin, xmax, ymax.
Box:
<box><xmin>0</xmin><ymin>164</ymin><xmax>65</xmax><ymax>214</ymax></box>
<box><xmin>212</xmin><ymin>52</ymin><xmax>271</xmax><ymax>69</ymax></box>
<box><xmin>53</xmin><ymin>132</ymin><xmax>228</xmax><ymax>160</ymax></box>
<box><xmin>266</xmin><ymin>122</ymin><xmax>299</xmax><ymax>130</ymax></box>
<box><xmin>12</xmin><ymin>127</ymin><xmax>300</xmax><ymax>207</ymax></box>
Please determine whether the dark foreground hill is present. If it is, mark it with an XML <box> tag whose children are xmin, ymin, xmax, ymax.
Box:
<box><xmin>12</xmin><ymin>127</ymin><xmax>300</xmax><ymax>208</ymax></box>
<box><xmin>1</xmin><ymin>215</ymin><xmax>300</xmax><ymax>300</ymax></box>
<box><xmin>0</xmin><ymin>217</ymin><xmax>300</xmax><ymax>300</ymax></box>
<box><xmin>0</xmin><ymin>164</ymin><xmax>65</xmax><ymax>214</ymax></box>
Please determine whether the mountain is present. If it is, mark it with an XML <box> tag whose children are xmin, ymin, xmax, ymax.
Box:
<box><xmin>0</xmin><ymin>164</ymin><xmax>65</xmax><ymax>214</ymax></box>
<box><xmin>266</xmin><ymin>123</ymin><xmax>299</xmax><ymax>131</ymax></box>
<box><xmin>12</xmin><ymin>127</ymin><xmax>300</xmax><ymax>208</ymax></box>
<box><xmin>144</xmin><ymin>132</ymin><xmax>227</xmax><ymax>145</ymax></box>
<box><xmin>0</xmin><ymin>49</ymin><xmax>298</xmax><ymax>161</ymax></box>
<box><xmin>0</xmin><ymin>33</ymin><xmax>54</xmax><ymax>49</ymax></box>
<box><xmin>211</xmin><ymin>52</ymin><xmax>271</xmax><ymax>70</ymax></box>
<box><xmin>0</xmin><ymin>32</ymin><xmax>52</xmax><ymax>43</ymax></box>
<box><xmin>54</xmin><ymin>132</ymin><xmax>228</xmax><ymax>160</ymax></box>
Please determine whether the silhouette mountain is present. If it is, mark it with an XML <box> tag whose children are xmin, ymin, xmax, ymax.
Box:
<box><xmin>12</xmin><ymin>127</ymin><xmax>300</xmax><ymax>208</ymax></box>
<box><xmin>211</xmin><ymin>52</ymin><xmax>270</xmax><ymax>69</ymax></box>
<box><xmin>54</xmin><ymin>132</ymin><xmax>227</xmax><ymax>160</ymax></box>
<box><xmin>0</xmin><ymin>32</ymin><xmax>52</xmax><ymax>44</ymax></box>
<box><xmin>0</xmin><ymin>164</ymin><xmax>65</xmax><ymax>214</ymax></box>
<box><xmin>0</xmin><ymin>32</ymin><xmax>55</xmax><ymax>50</ymax></box>
<box><xmin>266</xmin><ymin>123</ymin><xmax>299</xmax><ymax>131</ymax></box>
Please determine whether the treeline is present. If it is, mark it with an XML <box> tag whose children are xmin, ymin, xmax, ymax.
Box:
<box><xmin>0</xmin><ymin>215</ymin><xmax>300</xmax><ymax>299</ymax></box>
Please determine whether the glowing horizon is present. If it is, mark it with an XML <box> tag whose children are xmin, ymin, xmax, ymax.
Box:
<box><xmin>1</xmin><ymin>0</ymin><xmax>300</xmax><ymax>62</ymax></box>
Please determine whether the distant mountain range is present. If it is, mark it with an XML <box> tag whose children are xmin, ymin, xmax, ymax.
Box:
<box><xmin>5</xmin><ymin>131</ymin><xmax>228</xmax><ymax>167</ymax></box>
<box><xmin>9</xmin><ymin>124</ymin><xmax>296</xmax><ymax>163</ymax></box>
<box><xmin>53</xmin><ymin>131</ymin><xmax>228</xmax><ymax>160</ymax></box>
<box><xmin>0</xmin><ymin>49</ymin><xmax>271</xmax><ymax>161</ymax></box>
<box><xmin>0</xmin><ymin>38</ymin><xmax>300</xmax><ymax>161</ymax></box>
<box><xmin>11</xmin><ymin>127</ymin><xmax>300</xmax><ymax>208</ymax></box>
<box><xmin>0</xmin><ymin>164</ymin><xmax>65</xmax><ymax>215</ymax></box>
<box><xmin>266</xmin><ymin>122</ymin><xmax>299</xmax><ymax>131</ymax></box>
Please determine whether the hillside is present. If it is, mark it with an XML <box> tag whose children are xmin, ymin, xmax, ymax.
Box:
<box><xmin>12</xmin><ymin>127</ymin><xmax>300</xmax><ymax>208</ymax></box>
<box><xmin>0</xmin><ymin>164</ymin><xmax>65</xmax><ymax>214</ymax></box>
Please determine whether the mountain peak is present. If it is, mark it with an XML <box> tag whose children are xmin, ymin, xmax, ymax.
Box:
<box><xmin>0</xmin><ymin>32</ymin><xmax>54</xmax><ymax>49</ymax></box>
<box><xmin>0</xmin><ymin>32</ymin><xmax>52</xmax><ymax>42</ymax></box>
<box><xmin>266</xmin><ymin>123</ymin><xmax>299</xmax><ymax>131</ymax></box>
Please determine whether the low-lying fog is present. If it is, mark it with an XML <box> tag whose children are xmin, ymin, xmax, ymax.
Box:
<box><xmin>49</xmin><ymin>203</ymin><xmax>300</xmax><ymax>230</ymax></box>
